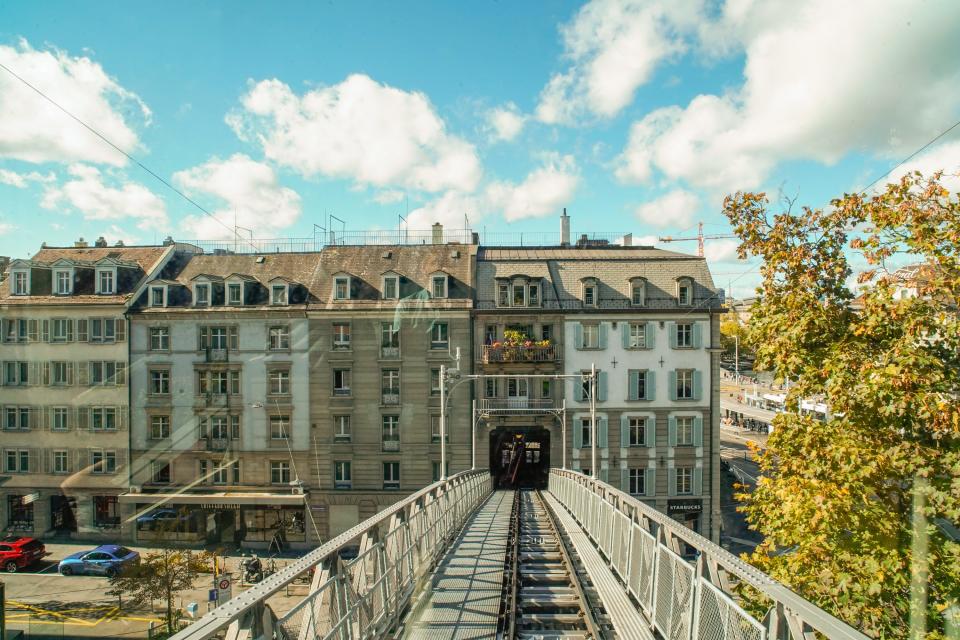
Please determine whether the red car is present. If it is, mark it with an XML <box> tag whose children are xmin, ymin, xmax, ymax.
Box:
<box><xmin>0</xmin><ymin>536</ymin><xmax>47</xmax><ymax>572</ymax></box>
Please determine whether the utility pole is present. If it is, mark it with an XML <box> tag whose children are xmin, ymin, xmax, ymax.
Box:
<box><xmin>590</xmin><ymin>363</ymin><xmax>597</xmax><ymax>479</ymax></box>
<box><xmin>440</xmin><ymin>364</ymin><xmax>447</xmax><ymax>481</ymax></box>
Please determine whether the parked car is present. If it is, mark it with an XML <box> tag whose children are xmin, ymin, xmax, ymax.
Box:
<box><xmin>135</xmin><ymin>508</ymin><xmax>185</xmax><ymax>530</ymax></box>
<box><xmin>0</xmin><ymin>536</ymin><xmax>47</xmax><ymax>572</ymax></box>
<box><xmin>58</xmin><ymin>545</ymin><xmax>140</xmax><ymax>577</ymax></box>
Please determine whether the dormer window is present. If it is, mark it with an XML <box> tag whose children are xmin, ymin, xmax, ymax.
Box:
<box><xmin>431</xmin><ymin>275</ymin><xmax>448</xmax><ymax>299</ymax></box>
<box><xmin>195</xmin><ymin>283</ymin><xmax>210</xmax><ymax>306</ymax></box>
<box><xmin>228</xmin><ymin>283</ymin><xmax>242</xmax><ymax>305</ymax></box>
<box><xmin>582</xmin><ymin>278</ymin><xmax>598</xmax><ymax>307</ymax></box>
<box><xmin>528</xmin><ymin>282</ymin><xmax>540</xmax><ymax>307</ymax></box>
<box><xmin>497</xmin><ymin>282</ymin><xmax>509</xmax><ymax>307</ymax></box>
<box><xmin>677</xmin><ymin>278</ymin><xmax>693</xmax><ymax>306</ymax></box>
<box><xmin>512</xmin><ymin>281</ymin><xmax>526</xmax><ymax>306</ymax></box>
<box><xmin>383</xmin><ymin>275</ymin><xmax>399</xmax><ymax>300</ymax></box>
<box><xmin>631</xmin><ymin>278</ymin><xmax>646</xmax><ymax>306</ymax></box>
<box><xmin>11</xmin><ymin>271</ymin><xmax>28</xmax><ymax>296</ymax></box>
<box><xmin>97</xmin><ymin>269</ymin><xmax>115</xmax><ymax>294</ymax></box>
<box><xmin>271</xmin><ymin>285</ymin><xmax>288</xmax><ymax>305</ymax></box>
<box><xmin>55</xmin><ymin>270</ymin><xmax>72</xmax><ymax>295</ymax></box>
<box><xmin>150</xmin><ymin>286</ymin><xmax>166</xmax><ymax>307</ymax></box>
<box><xmin>334</xmin><ymin>276</ymin><xmax>350</xmax><ymax>301</ymax></box>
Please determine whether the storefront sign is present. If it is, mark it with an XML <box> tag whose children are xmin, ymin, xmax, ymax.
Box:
<box><xmin>667</xmin><ymin>499</ymin><xmax>703</xmax><ymax>515</ymax></box>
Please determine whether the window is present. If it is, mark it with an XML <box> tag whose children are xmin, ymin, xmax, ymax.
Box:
<box><xmin>195</xmin><ymin>283</ymin><xmax>210</xmax><ymax>306</ymax></box>
<box><xmin>584</xmin><ymin>284</ymin><xmax>597</xmax><ymax>306</ymax></box>
<box><xmin>430</xmin><ymin>322</ymin><xmax>448</xmax><ymax>349</ymax></box>
<box><xmin>333</xmin><ymin>369</ymin><xmax>351</xmax><ymax>396</ymax></box>
<box><xmin>676</xmin><ymin>467</ymin><xmax>693</xmax><ymax>495</ymax></box>
<box><xmin>52</xmin><ymin>318</ymin><xmax>72</xmax><ymax>342</ymax></box>
<box><xmin>89</xmin><ymin>318</ymin><xmax>118</xmax><ymax>343</ymax></box>
<box><xmin>200</xmin><ymin>326</ymin><xmax>238</xmax><ymax>350</ymax></box>
<box><xmin>91</xmin><ymin>450</ymin><xmax>116</xmax><ymax>474</ymax></box>
<box><xmin>150</xmin><ymin>327</ymin><xmax>170</xmax><ymax>351</ymax></box>
<box><xmin>628</xmin><ymin>323</ymin><xmax>646</xmax><ymax>348</ymax></box>
<box><xmin>150</xmin><ymin>286</ymin><xmax>165</xmax><ymax>307</ymax></box>
<box><xmin>382</xmin><ymin>415</ymin><xmax>400</xmax><ymax>451</ymax></box>
<box><xmin>431</xmin><ymin>275</ymin><xmax>447</xmax><ymax>299</ymax></box>
<box><xmin>630</xmin><ymin>370</ymin><xmax>647</xmax><ymax>401</ymax></box>
<box><xmin>268</xmin><ymin>325</ymin><xmax>290</xmax><ymax>350</ymax></box>
<box><xmin>149</xmin><ymin>369</ymin><xmax>170</xmax><ymax>394</ymax></box>
<box><xmin>485</xmin><ymin>378</ymin><xmax>499</xmax><ymax>398</ymax></box>
<box><xmin>12</xmin><ymin>271</ymin><xmax>28</xmax><ymax>295</ymax></box>
<box><xmin>271</xmin><ymin>285</ymin><xmax>288</xmax><ymax>305</ymax></box>
<box><xmin>202</xmin><ymin>415</ymin><xmax>233</xmax><ymax>440</ymax></box>
<box><xmin>497</xmin><ymin>283</ymin><xmax>509</xmax><ymax>307</ymax></box>
<box><xmin>228</xmin><ymin>283</ymin><xmax>242</xmax><ymax>305</ymax></box>
<box><xmin>381</xmin><ymin>322</ymin><xmax>400</xmax><ymax>354</ymax></box>
<box><xmin>269</xmin><ymin>369</ymin><xmax>290</xmax><ymax>395</ymax></box>
<box><xmin>197</xmin><ymin>370</ymin><xmax>240</xmax><ymax>395</ymax></box>
<box><xmin>676</xmin><ymin>322</ymin><xmax>692</xmax><ymax>348</ymax></box>
<box><xmin>51</xmin><ymin>361</ymin><xmax>70</xmax><ymax>385</ymax></box>
<box><xmin>4</xmin><ymin>361</ymin><xmax>27</xmax><ymax>385</ymax></box>
<box><xmin>4</xmin><ymin>408</ymin><xmax>28</xmax><ymax>431</ymax></box>
<box><xmin>55</xmin><ymin>270</ymin><xmax>71</xmax><ymax>294</ymax></box>
<box><xmin>676</xmin><ymin>370</ymin><xmax>694</xmax><ymax>400</ymax></box>
<box><xmin>271</xmin><ymin>461</ymin><xmax>291</xmax><ymax>484</ymax></box>
<box><xmin>53</xmin><ymin>450</ymin><xmax>68</xmax><ymax>474</ymax></box>
<box><xmin>7</xmin><ymin>495</ymin><xmax>33</xmax><ymax>529</ymax></box>
<box><xmin>151</xmin><ymin>461</ymin><xmax>171</xmax><ymax>483</ymax></box>
<box><xmin>507</xmin><ymin>377</ymin><xmax>528</xmax><ymax>398</ymax></box>
<box><xmin>383</xmin><ymin>276</ymin><xmax>398</xmax><ymax>299</ymax></box>
<box><xmin>580</xmin><ymin>372</ymin><xmax>596</xmax><ymax>401</ymax></box>
<box><xmin>52</xmin><ymin>407</ymin><xmax>69</xmax><ymax>431</ymax></box>
<box><xmin>91</xmin><ymin>407</ymin><xmax>117</xmax><ymax>431</ymax></box>
<box><xmin>381</xmin><ymin>369</ymin><xmax>400</xmax><ymax>404</ymax></box>
<box><xmin>629</xmin><ymin>418</ymin><xmax>646</xmax><ymax>447</ymax></box>
<box><xmin>540</xmin><ymin>379</ymin><xmax>552</xmax><ymax>398</ymax></box>
<box><xmin>678</xmin><ymin>279</ymin><xmax>692</xmax><ymax>306</ymax></box>
<box><xmin>90</xmin><ymin>361</ymin><xmax>119</xmax><ymax>385</ymax></box>
<box><xmin>334</xmin><ymin>415</ymin><xmax>351</xmax><ymax>442</ymax></box>
<box><xmin>334</xmin><ymin>461</ymin><xmax>352</xmax><ymax>489</ymax></box>
<box><xmin>540</xmin><ymin>324</ymin><xmax>552</xmax><ymax>342</ymax></box>
<box><xmin>270</xmin><ymin>415</ymin><xmax>289</xmax><ymax>440</ymax></box>
<box><xmin>98</xmin><ymin>270</ymin><xmax>115</xmax><ymax>294</ymax></box>
<box><xmin>676</xmin><ymin>416</ymin><xmax>694</xmax><ymax>446</ymax></box>
<box><xmin>628</xmin><ymin>468</ymin><xmax>645</xmax><ymax>495</ymax></box>
<box><xmin>383</xmin><ymin>462</ymin><xmax>400</xmax><ymax>489</ymax></box>
<box><xmin>334</xmin><ymin>277</ymin><xmax>350</xmax><ymax>300</ymax></box>
<box><xmin>4</xmin><ymin>319</ymin><xmax>27</xmax><ymax>343</ymax></box>
<box><xmin>430</xmin><ymin>368</ymin><xmax>441</xmax><ymax>395</ymax></box>
<box><xmin>631</xmin><ymin>280</ymin><xmax>646</xmax><ymax>306</ymax></box>
<box><xmin>93</xmin><ymin>496</ymin><xmax>119</xmax><ymax>527</ymax></box>
<box><xmin>332</xmin><ymin>323</ymin><xmax>351</xmax><ymax>349</ymax></box>
<box><xmin>528</xmin><ymin>283</ymin><xmax>540</xmax><ymax>306</ymax></box>
<box><xmin>580</xmin><ymin>419</ymin><xmax>592</xmax><ymax>448</ymax></box>
<box><xmin>582</xmin><ymin>324</ymin><xmax>599</xmax><ymax>349</ymax></box>
<box><xmin>150</xmin><ymin>415</ymin><xmax>170</xmax><ymax>439</ymax></box>
<box><xmin>431</xmin><ymin>415</ymin><xmax>443</xmax><ymax>443</ymax></box>
<box><xmin>4</xmin><ymin>449</ymin><xmax>29</xmax><ymax>472</ymax></box>
<box><xmin>512</xmin><ymin>283</ymin><xmax>526</xmax><ymax>306</ymax></box>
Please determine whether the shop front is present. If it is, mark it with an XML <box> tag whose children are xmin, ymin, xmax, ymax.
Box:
<box><xmin>667</xmin><ymin>498</ymin><xmax>703</xmax><ymax>534</ymax></box>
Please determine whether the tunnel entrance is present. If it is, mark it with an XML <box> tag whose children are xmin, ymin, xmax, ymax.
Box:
<box><xmin>489</xmin><ymin>426</ymin><xmax>550</xmax><ymax>489</ymax></box>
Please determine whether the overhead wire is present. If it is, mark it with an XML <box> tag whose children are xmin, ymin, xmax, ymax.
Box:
<box><xmin>859</xmin><ymin>117</ymin><xmax>960</xmax><ymax>194</ymax></box>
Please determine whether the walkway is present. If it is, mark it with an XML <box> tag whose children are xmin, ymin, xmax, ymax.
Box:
<box><xmin>403</xmin><ymin>490</ymin><xmax>513</xmax><ymax>639</ymax></box>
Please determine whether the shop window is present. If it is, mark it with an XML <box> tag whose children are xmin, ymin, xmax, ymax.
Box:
<box><xmin>93</xmin><ymin>496</ymin><xmax>119</xmax><ymax>528</ymax></box>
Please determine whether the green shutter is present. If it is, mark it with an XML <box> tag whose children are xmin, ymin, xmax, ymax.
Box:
<box><xmin>627</xmin><ymin>370</ymin><xmax>639</xmax><ymax>401</ymax></box>
<box><xmin>622</xmin><ymin>324</ymin><xmax>631</xmax><ymax>349</ymax></box>
<box><xmin>693</xmin><ymin>415</ymin><xmax>703</xmax><ymax>446</ymax></box>
<box><xmin>575</xmin><ymin>378</ymin><xmax>585</xmax><ymax>402</ymax></box>
<box><xmin>645</xmin><ymin>467</ymin><xmax>656</xmax><ymax>497</ymax></box>
<box><xmin>667</xmin><ymin>321</ymin><xmax>677</xmax><ymax>349</ymax></box>
<box><xmin>573</xmin><ymin>420</ymin><xmax>583</xmax><ymax>449</ymax></box>
<box><xmin>600</xmin><ymin>467</ymin><xmax>609</xmax><ymax>483</ymax></box>
<box><xmin>646</xmin><ymin>370</ymin><xmax>655</xmax><ymax>401</ymax></box>
<box><xmin>599</xmin><ymin>417</ymin><xmax>608</xmax><ymax>448</ymax></box>
<box><xmin>621</xmin><ymin>468</ymin><xmax>629</xmax><ymax>492</ymax></box>
<box><xmin>692</xmin><ymin>321</ymin><xmax>702</xmax><ymax>349</ymax></box>
<box><xmin>668</xmin><ymin>416</ymin><xmax>677</xmax><ymax>447</ymax></box>
<box><xmin>645</xmin><ymin>416</ymin><xmax>656</xmax><ymax>447</ymax></box>
<box><xmin>668</xmin><ymin>370</ymin><xmax>677</xmax><ymax>400</ymax></box>
<box><xmin>574</xmin><ymin>323</ymin><xmax>583</xmax><ymax>349</ymax></box>
<box><xmin>693</xmin><ymin>370</ymin><xmax>703</xmax><ymax>401</ymax></box>
<box><xmin>668</xmin><ymin>468</ymin><xmax>677</xmax><ymax>496</ymax></box>
<box><xmin>598</xmin><ymin>323</ymin><xmax>608</xmax><ymax>349</ymax></box>
<box><xmin>620</xmin><ymin>414</ymin><xmax>629</xmax><ymax>448</ymax></box>
<box><xmin>693</xmin><ymin>467</ymin><xmax>702</xmax><ymax>496</ymax></box>
<box><xmin>598</xmin><ymin>371</ymin><xmax>608</xmax><ymax>402</ymax></box>
<box><xmin>646</xmin><ymin>322</ymin><xmax>655</xmax><ymax>349</ymax></box>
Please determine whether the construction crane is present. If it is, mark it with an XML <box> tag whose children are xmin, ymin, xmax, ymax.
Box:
<box><xmin>658</xmin><ymin>222</ymin><xmax>736</xmax><ymax>257</ymax></box>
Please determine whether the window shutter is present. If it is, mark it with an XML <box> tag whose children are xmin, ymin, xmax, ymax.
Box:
<box><xmin>645</xmin><ymin>322</ymin><xmax>655</xmax><ymax>349</ymax></box>
<box><xmin>0</xmin><ymin>319</ymin><xmax>6</xmax><ymax>340</ymax></box>
<box><xmin>229</xmin><ymin>326</ymin><xmax>239</xmax><ymax>350</ymax></box>
<box><xmin>76</xmin><ymin>407</ymin><xmax>88</xmax><ymax>430</ymax></box>
<box><xmin>667</xmin><ymin>322</ymin><xmax>677</xmax><ymax>349</ymax></box>
<box><xmin>118</xmin><ymin>406</ymin><xmax>126</xmax><ymax>430</ymax></box>
<box><xmin>668</xmin><ymin>416</ymin><xmax>677</xmax><ymax>447</ymax></box>
<box><xmin>668</xmin><ymin>371</ymin><xmax>677</xmax><ymax>400</ymax></box>
<box><xmin>620</xmin><ymin>414</ymin><xmax>629</xmax><ymax>448</ymax></box>
<box><xmin>646</xmin><ymin>370</ymin><xmax>656</xmax><ymax>401</ymax></box>
<box><xmin>42</xmin><ymin>449</ymin><xmax>50</xmax><ymax>473</ymax></box>
<box><xmin>573</xmin><ymin>421</ymin><xmax>583</xmax><ymax>449</ymax></box>
<box><xmin>693</xmin><ymin>370</ymin><xmax>703</xmax><ymax>402</ymax></box>
<box><xmin>574</xmin><ymin>323</ymin><xmax>583</xmax><ymax>350</ymax></box>
<box><xmin>598</xmin><ymin>323</ymin><xmax>608</xmax><ymax>349</ymax></box>
<box><xmin>692</xmin><ymin>322</ymin><xmax>702</xmax><ymax>349</ymax></box>
<box><xmin>198</xmin><ymin>327</ymin><xmax>206</xmax><ymax>350</ymax></box>
<box><xmin>28</xmin><ymin>362</ymin><xmax>39</xmax><ymax>386</ymax></box>
<box><xmin>645</xmin><ymin>468</ymin><xmax>656</xmax><ymax>497</ymax></box>
<box><xmin>27</xmin><ymin>320</ymin><xmax>38</xmax><ymax>342</ymax></box>
<box><xmin>599</xmin><ymin>417</ymin><xmax>608</xmax><ymax>448</ymax></box>
<box><xmin>115</xmin><ymin>362</ymin><xmax>126</xmax><ymax>386</ymax></box>
<box><xmin>693</xmin><ymin>415</ymin><xmax>703</xmax><ymax>447</ymax></box>
<box><xmin>621</xmin><ymin>468</ymin><xmax>629</xmax><ymax>493</ymax></box>
<box><xmin>645</xmin><ymin>416</ymin><xmax>656</xmax><ymax>448</ymax></box>
<box><xmin>627</xmin><ymin>370</ymin><xmax>639</xmax><ymax>401</ymax></box>
<box><xmin>66</xmin><ymin>362</ymin><xmax>74</xmax><ymax>385</ymax></box>
<box><xmin>693</xmin><ymin>467</ymin><xmax>702</xmax><ymax>496</ymax></box>
<box><xmin>75</xmin><ymin>319</ymin><xmax>86</xmax><ymax>342</ymax></box>
<box><xmin>575</xmin><ymin>379</ymin><xmax>585</xmax><ymax>402</ymax></box>
<box><xmin>77</xmin><ymin>362</ymin><xmax>89</xmax><ymax>386</ymax></box>
<box><xmin>598</xmin><ymin>371</ymin><xmax>608</xmax><ymax>402</ymax></box>
<box><xmin>621</xmin><ymin>325</ymin><xmax>631</xmax><ymax>349</ymax></box>
<box><xmin>42</xmin><ymin>362</ymin><xmax>50</xmax><ymax>386</ymax></box>
<box><xmin>41</xmin><ymin>320</ymin><xmax>50</xmax><ymax>342</ymax></box>
<box><xmin>668</xmin><ymin>468</ymin><xmax>677</xmax><ymax>496</ymax></box>
<box><xmin>599</xmin><ymin>467</ymin><xmax>608</xmax><ymax>483</ymax></box>
<box><xmin>116</xmin><ymin>319</ymin><xmax>126</xmax><ymax>342</ymax></box>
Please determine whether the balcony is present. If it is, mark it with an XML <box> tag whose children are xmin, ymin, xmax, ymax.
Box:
<box><xmin>206</xmin><ymin>437</ymin><xmax>231</xmax><ymax>452</ymax></box>
<box><xmin>205</xmin><ymin>348</ymin><xmax>229</xmax><ymax>363</ymax></box>
<box><xmin>479</xmin><ymin>398</ymin><xmax>558</xmax><ymax>413</ymax></box>
<box><xmin>479</xmin><ymin>344</ymin><xmax>558</xmax><ymax>364</ymax></box>
<box><xmin>380</xmin><ymin>346</ymin><xmax>401</xmax><ymax>359</ymax></box>
<box><xmin>382</xmin><ymin>439</ymin><xmax>400</xmax><ymax>452</ymax></box>
<box><xmin>381</xmin><ymin>391</ymin><xmax>401</xmax><ymax>406</ymax></box>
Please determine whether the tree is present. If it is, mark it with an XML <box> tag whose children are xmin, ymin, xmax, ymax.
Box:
<box><xmin>722</xmin><ymin>172</ymin><xmax>959</xmax><ymax>639</ymax></box>
<box><xmin>108</xmin><ymin>548</ymin><xmax>200</xmax><ymax>632</ymax></box>
<box><xmin>719</xmin><ymin>313</ymin><xmax>752</xmax><ymax>361</ymax></box>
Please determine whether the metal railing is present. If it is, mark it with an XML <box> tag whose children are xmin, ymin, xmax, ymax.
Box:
<box><xmin>170</xmin><ymin>470</ymin><xmax>491</xmax><ymax>640</ymax></box>
<box><xmin>547</xmin><ymin>469</ymin><xmax>869</xmax><ymax>640</ymax></box>
<box><xmin>479</xmin><ymin>344</ymin><xmax>559</xmax><ymax>363</ymax></box>
<box><xmin>479</xmin><ymin>398</ymin><xmax>558</xmax><ymax>412</ymax></box>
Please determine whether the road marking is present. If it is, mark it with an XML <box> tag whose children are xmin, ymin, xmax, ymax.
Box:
<box><xmin>5</xmin><ymin>600</ymin><xmax>162</xmax><ymax>627</ymax></box>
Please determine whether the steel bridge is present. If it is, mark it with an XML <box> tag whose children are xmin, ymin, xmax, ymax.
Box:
<box><xmin>171</xmin><ymin>469</ymin><xmax>869</xmax><ymax>640</ymax></box>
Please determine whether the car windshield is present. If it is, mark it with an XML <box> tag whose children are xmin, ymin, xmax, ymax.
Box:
<box><xmin>115</xmin><ymin>547</ymin><xmax>133</xmax><ymax>557</ymax></box>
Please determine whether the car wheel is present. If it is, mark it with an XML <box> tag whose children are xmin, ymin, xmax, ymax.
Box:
<box><xmin>4</xmin><ymin>561</ymin><xmax>18</xmax><ymax>573</ymax></box>
<box><xmin>60</xmin><ymin>565</ymin><xmax>73</xmax><ymax>576</ymax></box>
<box><xmin>105</xmin><ymin>566</ymin><xmax>118</xmax><ymax>578</ymax></box>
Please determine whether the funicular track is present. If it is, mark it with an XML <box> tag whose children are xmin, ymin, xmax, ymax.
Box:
<box><xmin>499</xmin><ymin>490</ymin><xmax>611</xmax><ymax>639</ymax></box>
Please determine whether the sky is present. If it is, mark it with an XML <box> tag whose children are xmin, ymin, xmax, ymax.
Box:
<box><xmin>1</xmin><ymin>0</ymin><xmax>959</xmax><ymax>298</ymax></box>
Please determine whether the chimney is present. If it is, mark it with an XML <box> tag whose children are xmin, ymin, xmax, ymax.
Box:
<box><xmin>560</xmin><ymin>208</ymin><xmax>570</xmax><ymax>246</ymax></box>
<box><xmin>162</xmin><ymin>236</ymin><xmax>175</xmax><ymax>246</ymax></box>
<box><xmin>623</xmin><ymin>233</ymin><xmax>632</xmax><ymax>247</ymax></box>
<box><xmin>432</xmin><ymin>222</ymin><xmax>443</xmax><ymax>244</ymax></box>
<box><xmin>74</xmin><ymin>237</ymin><xmax>88</xmax><ymax>248</ymax></box>
<box><xmin>114</xmin><ymin>240</ymin><xmax>125</xmax><ymax>247</ymax></box>
<box><xmin>94</xmin><ymin>236</ymin><xmax>108</xmax><ymax>248</ymax></box>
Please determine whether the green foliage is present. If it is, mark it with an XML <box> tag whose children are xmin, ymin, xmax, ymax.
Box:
<box><xmin>723</xmin><ymin>172</ymin><xmax>960</xmax><ymax>638</ymax></box>
<box><xmin>108</xmin><ymin>548</ymin><xmax>199</xmax><ymax>632</ymax></box>
<box><xmin>720</xmin><ymin>313</ymin><xmax>751</xmax><ymax>359</ymax></box>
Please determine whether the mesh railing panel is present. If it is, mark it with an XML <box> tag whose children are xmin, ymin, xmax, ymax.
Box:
<box><xmin>695</xmin><ymin>579</ymin><xmax>766</xmax><ymax>640</ymax></box>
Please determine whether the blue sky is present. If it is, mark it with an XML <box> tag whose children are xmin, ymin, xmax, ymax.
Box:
<box><xmin>1</xmin><ymin>0</ymin><xmax>959</xmax><ymax>297</ymax></box>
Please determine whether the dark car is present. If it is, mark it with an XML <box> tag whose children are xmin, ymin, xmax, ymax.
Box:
<box><xmin>0</xmin><ymin>536</ymin><xmax>47</xmax><ymax>572</ymax></box>
<box><xmin>135</xmin><ymin>508</ymin><xmax>182</xmax><ymax>529</ymax></box>
<box><xmin>58</xmin><ymin>545</ymin><xmax>140</xmax><ymax>576</ymax></box>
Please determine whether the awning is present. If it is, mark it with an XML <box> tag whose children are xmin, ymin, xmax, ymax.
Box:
<box><xmin>118</xmin><ymin>491</ymin><xmax>306</xmax><ymax>508</ymax></box>
<box><xmin>721</xmin><ymin>400</ymin><xmax>777</xmax><ymax>424</ymax></box>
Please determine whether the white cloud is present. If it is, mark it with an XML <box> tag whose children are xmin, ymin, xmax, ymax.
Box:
<box><xmin>173</xmin><ymin>154</ymin><xmax>301</xmax><ymax>239</ymax></box>
<box><xmin>634</xmin><ymin>188</ymin><xmax>700</xmax><ymax>229</ymax></box>
<box><xmin>227</xmin><ymin>74</ymin><xmax>481</xmax><ymax>193</ymax></box>
<box><xmin>486</xmin><ymin>154</ymin><xmax>580</xmax><ymax>222</ymax></box>
<box><xmin>0</xmin><ymin>168</ymin><xmax>54</xmax><ymax>188</ymax></box>
<box><xmin>0</xmin><ymin>40</ymin><xmax>149</xmax><ymax>166</ymax></box>
<box><xmin>703</xmin><ymin>238</ymin><xmax>742</xmax><ymax>263</ymax></box>
<box><xmin>536</xmin><ymin>0</ymin><xmax>703</xmax><ymax>124</ymax></box>
<box><xmin>41</xmin><ymin>165</ymin><xmax>167</xmax><ymax>231</ymax></box>
<box><xmin>486</xmin><ymin>103</ymin><xmax>527</xmax><ymax>142</ymax></box>
<box><xmin>882</xmin><ymin>140</ymin><xmax>960</xmax><ymax>194</ymax></box>
<box><xmin>617</xmin><ymin>0</ymin><xmax>960</xmax><ymax>193</ymax></box>
<box><xmin>406</xmin><ymin>190</ymin><xmax>483</xmax><ymax>229</ymax></box>
<box><xmin>0</xmin><ymin>220</ymin><xmax>15</xmax><ymax>234</ymax></box>
<box><xmin>372</xmin><ymin>189</ymin><xmax>406</xmax><ymax>205</ymax></box>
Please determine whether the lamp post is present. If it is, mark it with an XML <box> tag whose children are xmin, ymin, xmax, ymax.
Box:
<box><xmin>440</xmin><ymin>364</ymin><xmax>447</xmax><ymax>480</ymax></box>
<box><xmin>590</xmin><ymin>362</ymin><xmax>597</xmax><ymax>479</ymax></box>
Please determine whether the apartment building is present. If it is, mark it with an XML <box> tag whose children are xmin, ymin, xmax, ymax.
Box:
<box><xmin>307</xmin><ymin>243</ymin><xmax>475</xmax><ymax>540</ymax></box>
<box><xmin>0</xmin><ymin>241</ymin><xmax>174</xmax><ymax>539</ymax></box>
<box><xmin>123</xmin><ymin>252</ymin><xmax>321</xmax><ymax>548</ymax></box>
